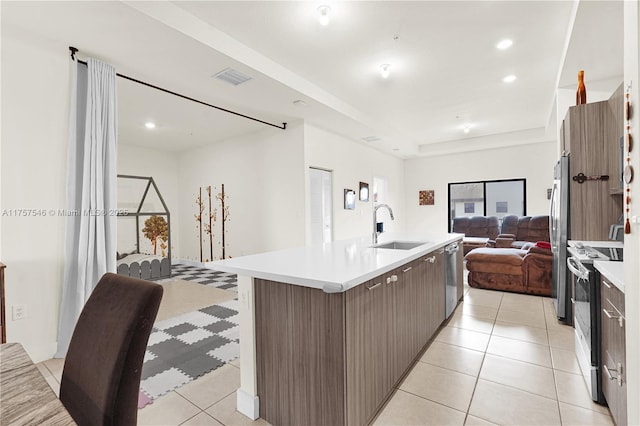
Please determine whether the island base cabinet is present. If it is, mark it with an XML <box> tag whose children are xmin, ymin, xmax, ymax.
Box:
<box><xmin>427</xmin><ymin>251</ymin><xmax>445</xmax><ymax>337</ymax></box>
<box><xmin>345</xmin><ymin>277</ymin><xmax>392</xmax><ymax>426</ymax></box>
<box><xmin>254</xmin><ymin>249</ymin><xmax>451</xmax><ymax>426</ymax></box>
<box><xmin>392</xmin><ymin>263</ymin><xmax>421</xmax><ymax>385</ymax></box>
<box><xmin>255</xmin><ymin>280</ymin><xmax>346</xmax><ymax>426</ymax></box>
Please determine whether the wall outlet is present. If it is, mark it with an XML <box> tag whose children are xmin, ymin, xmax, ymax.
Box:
<box><xmin>12</xmin><ymin>304</ymin><xmax>26</xmax><ymax>321</ymax></box>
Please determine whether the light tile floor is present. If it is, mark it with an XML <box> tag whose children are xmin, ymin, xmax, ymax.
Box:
<box><xmin>38</xmin><ymin>280</ymin><xmax>615</xmax><ymax>425</ymax></box>
<box><xmin>373</xmin><ymin>285</ymin><xmax>614</xmax><ymax>426</ymax></box>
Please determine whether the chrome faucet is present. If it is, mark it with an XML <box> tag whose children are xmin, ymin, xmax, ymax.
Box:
<box><xmin>373</xmin><ymin>204</ymin><xmax>395</xmax><ymax>244</ymax></box>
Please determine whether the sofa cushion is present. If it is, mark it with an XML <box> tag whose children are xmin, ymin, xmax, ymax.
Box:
<box><xmin>465</xmin><ymin>248</ymin><xmax>526</xmax><ymax>276</ymax></box>
<box><xmin>465</xmin><ymin>248</ymin><xmax>526</xmax><ymax>265</ymax></box>
<box><xmin>465</xmin><ymin>245</ymin><xmax>551</xmax><ymax>297</ymax></box>
<box><xmin>515</xmin><ymin>215</ymin><xmax>550</xmax><ymax>242</ymax></box>
<box><xmin>500</xmin><ymin>215</ymin><xmax>519</xmax><ymax>236</ymax></box>
<box><xmin>452</xmin><ymin>216</ymin><xmax>499</xmax><ymax>239</ymax></box>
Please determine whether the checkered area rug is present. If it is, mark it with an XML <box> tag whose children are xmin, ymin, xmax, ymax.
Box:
<box><xmin>157</xmin><ymin>264</ymin><xmax>238</xmax><ymax>292</ymax></box>
<box><xmin>139</xmin><ymin>299</ymin><xmax>239</xmax><ymax>404</ymax></box>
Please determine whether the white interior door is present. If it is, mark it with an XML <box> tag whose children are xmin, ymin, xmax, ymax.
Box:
<box><xmin>309</xmin><ymin>168</ymin><xmax>333</xmax><ymax>244</ymax></box>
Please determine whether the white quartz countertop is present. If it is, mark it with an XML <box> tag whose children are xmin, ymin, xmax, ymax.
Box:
<box><xmin>210</xmin><ymin>233</ymin><xmax>463</xmax><ymax>293</ymax></box>
<box><xmin>594</xmin><ymin>261</ymin><xmax>625</xmax><ymax>293</ymax></box>
<box><xmin>568</xmin><ymin>240</ymin><xmax>624</xmax><ymax>248</ymax></box>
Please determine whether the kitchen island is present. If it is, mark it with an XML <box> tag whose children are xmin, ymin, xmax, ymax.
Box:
<box><xmin>212</xmin><ymin>233</ymin><xmax>463</xmax><ymax>426</ymax></box>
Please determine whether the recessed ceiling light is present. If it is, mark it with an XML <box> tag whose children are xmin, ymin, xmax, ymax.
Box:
<box><xmin>293</xmin><ymin>100</ymin><xmax>307</xmax><ymax>107</ymax></box>
<box><xmin>145</xmin><ymin>122</ymin><xmax>156</xmax><ymax>129</ymax></box>
<box><xmin>463</xmin><ymin>125</ymin><xmax>471</xmax><ymax>134</ymax></box>
<box><xmin>497</xmin><ymin>39</ymin><xmax>513</xmax><ymax>50</ymax></box>
<box><xmin>380</xmin><ymin>64</ymin><xmax>391</xmax><ymax>79</ymax></box>
<box><xmin>317</xmin><ymin>5</ymin><xmax>331</xmax><ymax>26</ymax></box>
<box><xmin>503</xmin><ymin>75</ymin><xmax>517</xmax><ymax>83</ymax></box>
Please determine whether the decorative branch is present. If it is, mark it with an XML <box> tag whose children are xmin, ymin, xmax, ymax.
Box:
<box><xmin>194</xmin><ymin>188</ymin><xmax>205</xmax><ymax>262</ymax></box>
<box><xmin>205</xmin><ymin>186</ymin><xmax>215</xmax><ymax>262</ymax></box>
<box><xmin>216</xmin><ymin>184</ymin><xmax>230</xmax><ymax>259</ymax></box>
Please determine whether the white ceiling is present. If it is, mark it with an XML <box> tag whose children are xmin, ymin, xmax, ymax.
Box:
<box><xmin>2</xmin><ymin>1</ymin><xmax>624</xmax><ymax>158</ymax></box>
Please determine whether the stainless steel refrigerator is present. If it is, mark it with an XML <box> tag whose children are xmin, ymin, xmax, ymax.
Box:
<box><xmin>550</xmin><ymin>155</ymin><xmax>571</xmax><ymax>323</ymax></box>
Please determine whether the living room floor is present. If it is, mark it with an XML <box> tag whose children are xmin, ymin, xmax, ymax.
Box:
<box><xmin>37</xmin><ymin>277</ymin><xmax>614</xmax><ymax>426</ymax></box>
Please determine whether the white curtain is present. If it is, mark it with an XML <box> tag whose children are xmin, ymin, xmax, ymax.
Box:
<box><xmin>56</xmin><ymin>58</ymin><xmax>118</xmax><ymax>357</ymax></box>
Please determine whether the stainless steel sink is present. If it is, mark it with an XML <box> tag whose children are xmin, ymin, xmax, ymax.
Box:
<box><xmin>372</xmin><ymin>241</ymin><xmax>427</xmax><ymax>250</ymax></box>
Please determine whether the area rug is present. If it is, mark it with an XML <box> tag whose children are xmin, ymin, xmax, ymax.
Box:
<box><xmin>138</xmin><ymin>299</ymin><xmax>239</xmax><ymax>408</ymax></box>
<box><xmin>156</xmin><ymin>264</ymin><xmax>238</xmax><ymax>293</ymax></box>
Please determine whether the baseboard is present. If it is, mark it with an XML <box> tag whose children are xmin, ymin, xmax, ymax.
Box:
<box><xmin>176</xmin><ymin>258</ymin><xmax>210</xmax><ymax>268</ymax></box>
<box><xmin>236</xmin><ymin>388</ymin><xmax>259</xmax><ymax>420</ymax></box>
<box><xmin>176</xmin><ymin>259</ymin><xmax>226</xmax><ymax>271</ymax></box>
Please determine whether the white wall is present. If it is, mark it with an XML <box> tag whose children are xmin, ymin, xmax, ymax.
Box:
<box><xmin>303</xmin><ymin>125</ymin><xmax>406</xmax><ymax>242</ymax></box>
<box><xmin>178</xmin><ymin>122</ymin><xmax>306</xmax><ymax>261</ymax></box>
<box><xmin>623</xmin><ymin>1</ymin><xmax>640</xmax><ymax>424</ymax></box>
<box><xmin>117</xmin><ymin>144</ymin><xmax>181</xmax><ymax>259</ymax></box>
<box><xmin>405</xmin><ymin>141</ymin><xmax>557</xmax><ymax>234</ymax></box>
<box><xmin>1</xmin><ymin>24</ymin><xmax>69</xmax><ymax>362</ymax></box>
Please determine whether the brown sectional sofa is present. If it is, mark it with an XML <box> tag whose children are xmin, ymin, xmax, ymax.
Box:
<box><xmin>452</xmin><ymin>216</ymin><xmax>499</xmax><ymax>254</ymax></box>
<box><xmin>452</xmin><ymin>216</ymin><xmax>500</xmax><ymax>240</ymax></box>
<box><xmin>490</xmin><ymin>215</ymin><xmax>550</xmax><ymax>249</ymax></box>
<box><xmin>460</xmin><ymin>214</ymin><xmax>552</xmax><ymax>296</ymax></box>
<box><xmin>465</xmin><ymin>244</ymin><xmax>552</xmax><ymax>296</ymax></box>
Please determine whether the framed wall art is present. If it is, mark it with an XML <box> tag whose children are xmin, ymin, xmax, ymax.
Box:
<box><xmin>359</xmin><ymin>182</ymin><xmax>369</xmax><ymax>201</ymax></box>
<box><xmin>344</xmin><ymin>189</ymin><xmax>356</xmax><ymax>210</ymax></box>
<box><xmin>419</xmin><ymin>190</ymin><xmax>434</xmax><ymax>206</ymax></box>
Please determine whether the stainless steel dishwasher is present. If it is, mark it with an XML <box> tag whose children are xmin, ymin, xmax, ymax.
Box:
<box><xmin>444</xmin><ymin>242</ymin><xmax>459</xmax><ymax>319</ymax></box>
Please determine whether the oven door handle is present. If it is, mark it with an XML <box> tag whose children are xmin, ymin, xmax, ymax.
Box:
<box><xmin>567</xmin><ymin>257</ymin><xmax>589</xmax><ymax>281</ymax></box>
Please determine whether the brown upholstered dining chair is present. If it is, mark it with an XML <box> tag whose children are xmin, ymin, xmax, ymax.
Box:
<box><xmin>60</xmin><ymin>273</ymin><xmax>163</xmax><ymax>426</ymax></box>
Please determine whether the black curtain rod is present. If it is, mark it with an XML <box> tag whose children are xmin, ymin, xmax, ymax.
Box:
<box><xmin>69</xmin><ymin>47</ymin><xmax>287</xmax><ymax>130</ymax></box>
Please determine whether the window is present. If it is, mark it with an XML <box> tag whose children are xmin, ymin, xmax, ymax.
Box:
<box><xmin>495</xmin><ymin>201</ymin><xmax>508</xmax><ymax>213</ymax></box>
<box><xmin>448</xmin><ymin>178</ymin><xmax>526</xmax><ymax>231</ymax></box>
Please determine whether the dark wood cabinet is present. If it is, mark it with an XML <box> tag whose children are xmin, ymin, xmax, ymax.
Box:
<box><xmin>427</xmin><ymin>251</ymin><xmax>445</xmax><ymax>337</ymax></box>
<box><xmin>607</xmin><ymin>84</ymin><xmax>625</xmax><ymax>195</ymax></box>
<box><xmin>391</xmin><ymin>265</ymin><xmax>413</xmax><ymax>383</ymax></box>
<box><xmin>345</xmin><ymin>276</ymin><xmax>392</xmax><ymax>426</ymax></box>
<box><xmin>254</xmin><ymin>245</ymin><xmax>456</xmax><ymax>426</ymax></box>
<box><xmin>347</xmin><ymin>252</ymin><xmax>446</xmax><ymax>425</ymax></box>
<box><xmin>561</xmin><ymin>116</ymin><xmax>571</xmax><ymax>154</ymax></box>
<box><xmin>600</xmin><ymin>276</ymin><xmax>626</xmax><ymax>426</ymax></box>
<box><xmin>564</xmin><ymin>93</ymin><xmax>624</xmax><ymax>240</ymax></box>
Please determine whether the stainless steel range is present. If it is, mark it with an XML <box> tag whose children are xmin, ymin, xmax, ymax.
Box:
<box><xmin>567</xmin><ymin>240</ymin><xmax>623</xmax><ymax>403</ymax></box>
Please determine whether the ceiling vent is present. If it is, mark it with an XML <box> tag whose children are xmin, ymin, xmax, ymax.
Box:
<box><xmin>361</xmin><ymin>136</ymin><xmax>381</xmax><ymax>142</ymax></box>
<box><xmin>214</xmin><ymin>68</ymin><xmax>252</xmax><ymax>86</ymax></box>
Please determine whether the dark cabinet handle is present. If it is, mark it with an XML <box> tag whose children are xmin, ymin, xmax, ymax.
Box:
<box><xmin>572</xmin><ymin>173</ymin><xmax>609</xmax><ymax>184</ymax></box>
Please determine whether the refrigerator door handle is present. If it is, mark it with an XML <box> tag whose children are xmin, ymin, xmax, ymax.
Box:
<box><xmin>549</xmin><ymin>184</ymin><xmax>556</xmax><ymax>234</ymax></box>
